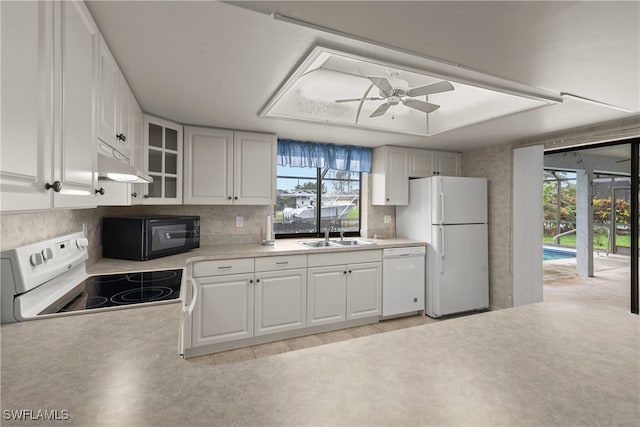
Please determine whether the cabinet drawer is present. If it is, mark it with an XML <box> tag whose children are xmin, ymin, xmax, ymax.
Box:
<box><xmin>192</xmin><ymin>258</ymin><xmax>254</xmax><ymax>278</ymax></box>
<box><xmin>255</xmin><ymin>255</ymin><xmax>307</xmax><ymax>272</ymax></box>
<box><xmin>308</xmin><ymin>250</ymin><xmax>382</xmax><ymax>267</ymax></box>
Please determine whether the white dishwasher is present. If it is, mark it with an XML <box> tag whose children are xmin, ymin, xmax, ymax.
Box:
<box><xmin>382</xmin><ymin>246</ymin><xmax>426</xmax><ymax>317</ymax></box>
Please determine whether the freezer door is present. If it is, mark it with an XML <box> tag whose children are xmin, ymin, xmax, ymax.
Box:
<box><xmin>428</xmin><ymin>224</ymin><xmax>488</xmax><ymax>317</ymax></box>
<box><xmin>432</xmin><ymin>177</ymin><xmax>487</xmax><ymax>225</ymax></box>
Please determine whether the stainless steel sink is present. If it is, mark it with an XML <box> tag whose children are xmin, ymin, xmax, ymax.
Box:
<box><xmin>331</xmin><ymin>239</ymin><xmax>375</xmax><ymax>246</ymax></box>
<box><xmin>298</xmin><ymin>241</ymin><xmax>336</xmax><ymax>248</ymax></box>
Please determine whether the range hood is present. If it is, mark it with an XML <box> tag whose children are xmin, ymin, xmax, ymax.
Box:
<box><xmin>97</xmin><ymin>154</ymin><xmax>153</xmax><ymax>184</ymax></box>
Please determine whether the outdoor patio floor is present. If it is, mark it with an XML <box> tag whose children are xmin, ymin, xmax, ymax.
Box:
<box><xmin>544</xmin><ymin>252</ymin><xmax>632</xmax><ymax>312</ymax></box>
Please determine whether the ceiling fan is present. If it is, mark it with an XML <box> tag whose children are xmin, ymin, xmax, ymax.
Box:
<box><xmin>334</xmin><ymin>72</ymin><xmax>455</xmax><ymax>118</ymax></box>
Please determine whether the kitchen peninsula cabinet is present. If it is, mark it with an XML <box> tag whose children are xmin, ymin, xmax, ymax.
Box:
<box><xmin>191</xmin><ymin>258</ymin><xmax>255</xmax><ymax>347</ymax></box>
<box><xmin>183</xmin><ymin>249</ymin><xmax>383</xmax><ymax>357</ymax></box>
<box><xmin>142</xmin><ymin>115</ymin><xmax>183</xmax><ymax>204</ymax></box>
<box><xmin>183</xmin><ymin>126</ymin><xmax>276</xmax><ymax>205</ymax></box>
<box><xmin>307</xmin><ymin>252</ymin><xmax>382</xmax><ymax>326</ymax></box>
<box><xmin>1</xmin><ymin>1</ymin><xmax>99</xmax><ymax>212</ymax></box>
<box><xmin>254</xmin><ymin>255</ymin><xmax>307</xmax><ymax>335</ymax></box>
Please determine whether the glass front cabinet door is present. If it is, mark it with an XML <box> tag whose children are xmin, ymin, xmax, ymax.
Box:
<box><xmin>143</xmin><ymin>115</ymin><xmax>183</xmax><ymax>204</ymax></box>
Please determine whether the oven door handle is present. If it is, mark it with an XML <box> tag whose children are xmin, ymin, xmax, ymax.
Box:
<box><xmin>186</xmin><ymin>278</ymin><xmax>198</xmax><ymax>315</ymax></box>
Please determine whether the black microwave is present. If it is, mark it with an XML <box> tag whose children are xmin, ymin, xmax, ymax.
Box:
<box><xmin>102</xmin><ymin>216</ymin><xmax>200</xmax><ymax>260</ymax></box>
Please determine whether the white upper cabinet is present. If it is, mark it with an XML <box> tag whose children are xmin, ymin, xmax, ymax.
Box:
<box><xmin>1</xmin><ymin>1</ymin><xmax>103</xmax><ymax>212</ymax></box>
<box><xmin>52</xmin><ymin>0</ymin><xmax>99</xmax><ymax>209</ymax></box>
<box><xmin>183</xmin><ymin>127</ymin><xmax>276</xmax><ymax>205</ymax></box>
<box><xmin>97</xmin><ymin>36</ymin><xmax>130</xmax><ymax>160</ymax></box>
<box><xmin>371</xmin><ymin>146</ymin><xmax>461</xmax><ymax>205</ymax></box>
<box><xmin>184</xmin><ymin>127</ymin><xmax>234</xmax><ymax>204</ymax></box>
<box><xmin>142</xmin><ymin>115</ymin><xmax>183</xmax><ymax>204</ymax></box>
<box><xmin>408</xmin><ymin>149</ymin><xmax>434</xmax><ymax>178</ymax></box>
<box><xmin>408</xmin><ymin>149</ymin><xmax>460</xmax><ymax>177</ymax></box>
<box><xmin>433</xmin><ymin>151</ymin><xmax>461</xmax><ymax>176</ymax></box>
<box><xmin>233</xmin><ymin>131</ymin><xmax>277</xmax><ymax>205</ymax></box>
<box><xmin>371</xmin><ymin>146</ymin><xmax>409</xmax><ymax>205</ymax></box>
<box><xmin>96</xmin><ymin>90</ymin><xmax>145</xmax><ymax>206</ymax></box>
<box><xmin>1</xmin><ymin>1</ymin><xmax>53</xmax><ymax>212</ymax></box>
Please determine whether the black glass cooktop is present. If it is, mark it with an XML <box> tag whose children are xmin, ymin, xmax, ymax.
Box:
<box><xmin>39</xmin><ymin>269</ymin><xmax>182</xmax><ymax>315</ymax></box>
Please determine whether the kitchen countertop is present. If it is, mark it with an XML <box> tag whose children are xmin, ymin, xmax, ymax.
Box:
<box><xmin>87</xmin><ymin>237</ymin><xmax>426</xmax><ymax>275</ymax></box>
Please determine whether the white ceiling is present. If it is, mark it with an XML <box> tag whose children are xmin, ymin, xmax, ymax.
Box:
<box><xmin>86</xmin><ymin>1</ymin><xmax>640</xmax><ymax>152</ymax></box>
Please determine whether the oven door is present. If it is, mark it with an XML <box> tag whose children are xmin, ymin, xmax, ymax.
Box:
<box><xmin>146</xmin><ymin>219</ymin><xmax>197</xmax><ymax>259</ymax></box>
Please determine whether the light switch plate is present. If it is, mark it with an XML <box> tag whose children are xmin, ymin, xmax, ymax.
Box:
<box><xmin>236</xmin><ymin>216</ymin><xmax>244</xmax><ymax>227</ymax></box>
<box><xmin>384</xmin><ymin>215</ymin><xmax>392</xmax><ymax>224</ymax></box>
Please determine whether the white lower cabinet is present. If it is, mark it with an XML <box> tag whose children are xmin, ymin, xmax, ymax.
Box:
<box><xmin>254</xmin><ymin>269</ymin><xmax>307</xmax><ymax>336</ymax></box>
<box><xmin>307</xmin><ymin>266</ymin><xmax>348</xmax><ymax>327</ymax></box>
<box><xmin>192</xmin><ymin>272</ymin><xmax>254</xmax><ymax>348</ymax></box>
<box><xmin>347</xmin><ymin>262</ymin><xmax>382</xmax><ymax>320</ymax></box>
<box><xmin>307</xmin><ymin>262</ymin><xmax>382</xmax><ymax>326</ymax></box>
<box><xmin>187</xmin><ymin>250</ymin><xmax>382</xmax><ymax>355</ymax></box>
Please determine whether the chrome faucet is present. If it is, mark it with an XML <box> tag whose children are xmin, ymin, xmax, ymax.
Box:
<box><xmin>340</xmin><ymin>229</ymin><xmax>345</xmax><ymax>241</ymax></box>
<box><xmin>325</xmin><ymin>225</ymin><xmax>335</xmax><ymax>243</ymax></box>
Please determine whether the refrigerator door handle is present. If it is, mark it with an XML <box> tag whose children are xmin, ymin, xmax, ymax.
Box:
<box><xmin>440</xmin><ymin>226</ymin><xmax>445</xmax><ymax>273</ymax></box>
<box><xmin>439</xmin><ymin>192</ymin><xmax>445</xmax><ymax>224</ymax></box>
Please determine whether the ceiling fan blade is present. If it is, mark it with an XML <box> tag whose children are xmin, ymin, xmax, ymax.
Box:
<box><xmin>402</xmin><ymin>98</ymin><xmax>440</xmax><ymax>114</ymax></box>
<box><xmin>408</xmin><ymin>81</ymin><xmax>455</xmax><ymax>97</ymax></box>
<box><xmin>334</xmin><ymin>97</ymin><xmax>382</xmax><ymax>103</ymax></box>
<box><xmin>368</xmin><ymin>77</ymin><xmax>394</xmax><ymax>94</ymax></box>
<box><xmin>369</xmin><ymin>102</ymin><xmax>390</xmax><ymax>118</ymax></box>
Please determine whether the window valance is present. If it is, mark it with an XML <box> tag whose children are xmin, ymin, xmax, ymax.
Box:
<box><xmin>277</xmin><ymin>139</ymin><xmax>372</xmax><ymax>173</ymax></box>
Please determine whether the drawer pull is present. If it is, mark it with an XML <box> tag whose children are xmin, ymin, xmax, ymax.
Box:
<box><xmin>217</xmin><ymin>265</ymin><xmax>232</xmax><ymax>269</ymax></box>
<box><xmin>275</xmin><ymin>261</ymin><xmax>289</xmax><ymax>265</ymax></box>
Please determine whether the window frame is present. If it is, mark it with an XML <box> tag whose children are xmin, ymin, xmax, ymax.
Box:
<box><xmin>275</xmin><ymin>167</ymin><xmax>362</xmax><ymax>239</ymax></box>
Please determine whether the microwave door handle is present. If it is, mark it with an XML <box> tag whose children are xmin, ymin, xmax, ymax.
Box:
<box><xmin>186</xmin><ymin>278</ymin><xmax>198</xmax><ymax>315</ymax></box>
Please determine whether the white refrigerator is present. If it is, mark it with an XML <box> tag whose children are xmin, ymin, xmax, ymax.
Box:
<box><xmin>396</xmin><ymin>176</ymin><xmax>489</xmax><ymax>318</ymax></box>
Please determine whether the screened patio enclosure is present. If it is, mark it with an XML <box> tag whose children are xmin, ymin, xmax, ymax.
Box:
<box><xmin>544</xmin><ymin>143</ymin><xmax>635</xmax><ymax>278</ymax></box>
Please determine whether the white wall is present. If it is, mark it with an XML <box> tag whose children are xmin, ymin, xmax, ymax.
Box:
<box><xmin>512</xmin><ymin>145</ymin><xmax>544</xmax><ymax>306</ymax></box>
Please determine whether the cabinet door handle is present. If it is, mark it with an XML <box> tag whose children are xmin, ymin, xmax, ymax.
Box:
<box><xmin>249</xmin><ymin>279</ymin><xmax>253</xmax><ymax>284</ymax></box>
<box><xmin>227</xmin><ymin>196</ymin><xmax>232</xmax><ymax>200</ymax></box>
<box><xmin>343</xmin><ymin>271</ymin><xmax>347</xmax><ymax>274</ymax></box>
<box><xmin>217</xmin><ymin>265</ymin><xmax>232</xmax><ymax>270</ymax></box>
<box><xmin>116</xmin><ymin>133</ymin><xmax>127</xmax><ymax>142</ymax></box>
<box><xmin>234</xmin><ymin>196</ymin><xmax>238</xmax><ymax>200</ymax></box>
<box><xmin>275</xmin><ymin>261</ymin><xmax>288</xmax><ymax>265</ymax></box>
<box><xmin>45</xmin><ymin>181</ymin><xmax>62</xmax><ymax>193</ymax></box>
<box><xmin>131</xmin><ymin>192</ymin><xmax>138</xmax><ymax>198</ymax></box>
<box><xmin>95</xmin><ymin>187</ymin><xmax>105</xmax><ymax>195</ymax></box>
<box><xmin>348</xmin><ymin>270</ymin><xmax>352</xmax><ymax>274</ymax></box>
<box><xmin>143</xmin><ymin>194</ymin><xmax>150</xmax><ymax>199</ymax></box>
<box><xmin>186</xmin><ymin>278</ymin><xmax>198</xmax><ymax>315</ymax></box>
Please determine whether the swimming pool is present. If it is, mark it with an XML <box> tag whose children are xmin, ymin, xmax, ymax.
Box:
<box><xmin>543</xmin><ymin>247</ymin><xmax>577</xmax><ymax>261</ymax></box>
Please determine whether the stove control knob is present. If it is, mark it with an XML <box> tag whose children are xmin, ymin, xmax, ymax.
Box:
<box><xmin>41</xmin><ymin>248</ymin><xmax>54</xmax><ymax>261</ymax></box>
<box><xmin>30</xmin><ymin>252</ymin><xmax>44</xmax><ymax>267</ymax></box>
<box><xmin>75</xmin><ymin>238</ymin><xmax>89</xmax><ymax>249</ymax></box>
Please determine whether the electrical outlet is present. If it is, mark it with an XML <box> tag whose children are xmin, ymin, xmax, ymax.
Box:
<box><xmin>384</xmin><ymin>215</ymin><xmax>392</xmax><ymax>224</ymax></box>
<box><xmin>236</xmin><ymin>216</ymin><xmax>244</xmax><ymax>227</ymax></box>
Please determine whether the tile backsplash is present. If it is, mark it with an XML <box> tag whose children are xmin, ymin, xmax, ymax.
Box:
<box><xmin>0</xmin><ymin>175</ymin><xmax>391</xmax><ymax>266</ymax></box>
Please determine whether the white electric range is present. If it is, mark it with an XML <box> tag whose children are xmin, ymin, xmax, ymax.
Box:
<box><xmin>1</xmin><ymin>231</ymin><xmax>183</xmax><ymax>324</ymax></box>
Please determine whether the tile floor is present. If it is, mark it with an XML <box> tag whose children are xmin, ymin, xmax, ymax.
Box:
<box><xmin>187</xmin><ymin>313</ymin><xmax>439</xmax><ymax>366</ymax></box>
